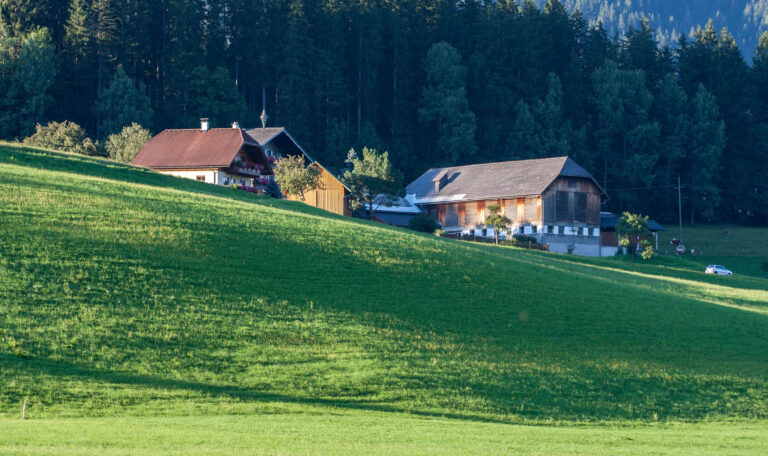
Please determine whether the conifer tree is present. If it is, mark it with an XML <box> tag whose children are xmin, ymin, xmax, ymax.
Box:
<box><xmin>276</xmin><ymin>0</ymin><xmax>313</xmax><ymax>144</ymax></box>
<box><xmin>652</xmin><ymin>73</ymin><xmax>689</xmax><ymax>220</ymax></box>
<box><xmin>0</xmin><ymin>0</ymin><xmax>43</xmax><ymax>36</ymax></box>
<box><xmin>60</xmin><ymin>0</ymin><xmax>95</xmax><ymax>131</ymax></box>
<box><xmin>419</xmin><ymin>41</ymin><xmax>477</xmax><ymax>164</ymax></box>
<box><xmin>95</xmin><ymin>64</ymin><xmax>152</xmax><ymax>138</ymax></box>
<box><xmin>185</xmin><ymin>66</ymin><xmax>247</xmax><ymax>128</ymax></box>
<box><xmin>686</xmin><ymin>84</ymin><xmax>725</xmax><ymax>223</ymax></box>
<box><xmin>0</xmin><ymin>27</ymin><xmax>56</xmax><ymax>139</ymax></box>
<box><xmin>592</xmin><ymin>60</ymin><xmax>660</xmax><ymax>211</ymax></box>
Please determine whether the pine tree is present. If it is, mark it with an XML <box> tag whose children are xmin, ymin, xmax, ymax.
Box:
<box><xmin>0</xmin><ymin>27</ymin><xmax>56</xmax><ymax>139</ymax></box>
<box><xmin>507</xmin><ymin>101</ymin><xmax>538</xmax><ymax>160</ymax></box>
<box><xmin>91</xmin><ymin>0</ymin><xmax>117</xmax><ymax>137</ymax></box>
<box><xmin>185</xmin><ymin>66</ymin><xmax>246</xmax><ymax>127</ymax></box>
<box><xmin>753</xmin><ymin>32</ymin><xmax>768</xmax><ymax>124</ymax></box>
<box><xmin>652</xmin><ymin>73</ymin><xmax>689</xmax><ymax>220</ymax></box>
<box><xmin>592</xmin><ymin>60</ymin><xmax>660</xmax><ymax>212</ymax></box>
<box><xmin>276</xmin><ymin>0</ymin><xmax>313</xmax><ymax>144</ymax></box>
<box><xmin>59</xmin><ymin>0</ymin><xmax>95</xmax><ymax>132</ymax></box>
<box><xmin>419</xmin><ymin>41</ymin><xmax>477</xmax><ymax>164</ymax></box>
<box><xmin>64</xmin><ymin>0</ymin><xmax>90</xmax><ymax>63</ymax></box>
<box><xmin>686</xmin><ymin>84</ymin><xmax>725</xmax><ymax>223</ymax></box>
<box><xmin>95</xmin><ymin>64</ymin><xmax>153</xmax><ymax>138</ymax></box>
<box><xmin>0</xmin><ymin>0</ymin><xmax>43</xmax><ymax>36</ymax></box>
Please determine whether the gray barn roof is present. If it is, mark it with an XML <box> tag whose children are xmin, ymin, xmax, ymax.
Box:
<box><xmin>406</xmin><ymin>156</ymin><xmax>602</xmax><ymax>204</ymax></box>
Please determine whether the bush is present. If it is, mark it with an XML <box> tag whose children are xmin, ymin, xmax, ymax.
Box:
<box><xmin>23</xmin><ymin>121</ymin><xmax>98</xmax><ymax>156</ymax></box>
<box><xmin>105</xmin><ymin>123</ymin><xmax>152</xmax><ymax>163</ymax></box>
<box><xmin>408</xmin><ymin>213</ymin><xmax>440</xmax><ymax>233</ymax></box>
<box><xmin>265</xmin><ymin>180</ymin><xmax>283</xmax><ymax>199</ymax></box>
<box><xmin>641</xmin><ymin>240</ymin><xmax>655</xmax><ymax>260</ymax></box>
<box><xmin>513</xmin><ymin>234</ymin><xmax>537</xmax><ymax>244</ymax></box>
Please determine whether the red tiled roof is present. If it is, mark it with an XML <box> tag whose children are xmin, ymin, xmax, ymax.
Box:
<box><xmin>132</xmin><ymin>128</ymin><xmax>259</xmax><ymax>169</ymax></box>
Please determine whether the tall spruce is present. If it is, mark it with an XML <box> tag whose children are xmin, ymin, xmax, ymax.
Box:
<box><xmin>95</xmin><ymin>64</ymin><xmax>152</xmax><ymax>138</ymax></box>
<box><xmin>0</xmin><ymin>27</ymin><xmax>56</xmax><ymax>139</ymax></box>
<box><xmin>686</xmin><ymin>84</ymin><xmax>725</xmax><ymax>223</ymax></box>
<box><xmin>276</xmin><ymin>0</ymin><xmax>313</xmax><ymax>145</ymax></box>
<box><xmin>592</xmin><ymin>60</ymin><xmax>660</xmax><ymax>212</ymax></box>
<box><xmin>419</xmin><ymin>41</ymin><xmax>477</xmax><ymax>164</ymax></box>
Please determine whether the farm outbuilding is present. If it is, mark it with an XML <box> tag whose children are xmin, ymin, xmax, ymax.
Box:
<box><xmin>599</xmin><ymin>212</ymin><xmax>665</xmax><ymax>256</ymax></box>
<box><xmin>246</xmin><ymin>127</ymin><xmax>351</xmax><ymax>217</ymax></box>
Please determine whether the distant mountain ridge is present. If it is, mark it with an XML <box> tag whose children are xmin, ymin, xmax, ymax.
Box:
<box><xmin>535</xmin><ymin>0</ymin><xmax>768</xmax><ymax>59</ymax></box>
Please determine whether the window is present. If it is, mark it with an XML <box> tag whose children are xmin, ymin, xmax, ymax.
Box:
<box><xmin>574</xmin><ymin>192</ymin><xmax>588</xmax><ymax>222</ymax></box>
<box><xmin>555</xmin><ymin>191</ymin><xmax>570</xmax><ymax>221</ymax></box>
<box><xmin>196</xmin><ymin>175</ymin><xmax>206</xmax><ymax>182</ymax></box>
<box><xmin>223</xmin><ymin>177</ymin><xmax>230</xmax><ymax>186</ymax></box>
<box><xmin>577</xmin><ymin>227</ymin><xmax>584</xmax><ymax>236</ymax></box>
<box><xmin>531</xmin><ymin>225</ymin><xmax>538</xmax><ymax>234</ymax></box>
<box><xmin>547</xmin><ymin>226</ymin><xmax>554</xmax><ymax>234</ymax></box>
<box><xmin>557</xmin><ymin>226</ymin><xmax>564</xmax><ymax>235</ymax></box>
<box><xmin>482</xmin><ymin>228</ymin><xmax>488</xmax><ymax>237</ymax></box>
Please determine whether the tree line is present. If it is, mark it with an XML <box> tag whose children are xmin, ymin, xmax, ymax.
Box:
<box><xmin>1</xmin><ymin>0</ymin><xmax>767</xmax><ymax>224</ymax></box>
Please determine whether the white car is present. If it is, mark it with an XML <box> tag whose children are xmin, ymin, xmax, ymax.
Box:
<box><xmin>705</xmin><ymin>265</ymin><xmax>733</xmax><ymax>276</ymax></box>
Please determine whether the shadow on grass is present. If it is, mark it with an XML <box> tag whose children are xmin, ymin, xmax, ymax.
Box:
<box><xmin>0</xmin><ymin>354</ymin><xmax>513</xmax><ymax>425</ymax></box>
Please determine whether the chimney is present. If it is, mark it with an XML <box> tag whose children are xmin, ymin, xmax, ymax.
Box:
<box><xmin>200</xmin><ymin>118</ymin><xmax>209</xmax><ymax>132</ymax></box>
<box><xmin>433</xmin><ymin>171</ymin><xmax>448</xmax><ymax>192</ymax></box>
<box><xmin>231</xmin><ymin>121</ymin><xmax>240</xmax><ymax>129</ymax></box>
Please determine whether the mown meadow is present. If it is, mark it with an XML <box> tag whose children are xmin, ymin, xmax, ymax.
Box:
<box><xmin>1</xmin><ymin>143</ymin><xmax>767</xmax><ymax>454</ymax></box>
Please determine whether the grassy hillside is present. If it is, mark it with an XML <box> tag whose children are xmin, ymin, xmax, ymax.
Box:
<box><xmin>1</xmin><ymin>143</ymin><xmax>768</xmax><ymax>453</ymax></box>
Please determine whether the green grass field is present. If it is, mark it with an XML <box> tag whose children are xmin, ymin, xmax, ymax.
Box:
<box><xmin>1</xmin><ymin>143</ymin><xmax>767</xmax><ymax>454</ymax></box>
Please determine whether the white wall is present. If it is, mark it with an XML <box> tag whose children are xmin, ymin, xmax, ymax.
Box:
<box><xmin>159</xmin><ymin>170</ymin><xmax>256</xmax><ymax>187</ymax></box>
<box><xmin>162</xmin><ymin>170</ymin><xmax>217</xmax><ymax>184</ymax></box>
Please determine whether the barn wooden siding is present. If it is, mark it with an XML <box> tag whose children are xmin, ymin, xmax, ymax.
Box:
<box><xmin>541</xmin><ymin>177</ymin><xmax>600</xmax><ymax>224</ymax></box>
<box><xmin>426</xmin><ymin>196</ymin><xmax>542</xmax><ymax>227</ymax></box>
<box><xmin>425</xmin><ymin>177</ymin><xmax>600</xmax><ymax>229</ymax></box>
<box><xmin>287</xmin><ymin>167</ymin><xmax>350</xmax><ymax>216</ymax></box>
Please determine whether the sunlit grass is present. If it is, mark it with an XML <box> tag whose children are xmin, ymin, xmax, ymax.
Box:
<box><xmin>1</xmin><ymin>144</ymin><xmax>768</xmax><ymax>453</ymax></box>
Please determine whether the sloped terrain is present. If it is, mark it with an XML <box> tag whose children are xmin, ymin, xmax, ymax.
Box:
<box><xmin>1</xmin><ymin>143</ymin><xmax>767</xmax><ymax>428</ymax></box>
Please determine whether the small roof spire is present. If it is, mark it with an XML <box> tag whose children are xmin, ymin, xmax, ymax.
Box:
<box><xmin>260</xmin><ymin>85</ymin><xmax>268</xmax><ymax>128</ymax></box>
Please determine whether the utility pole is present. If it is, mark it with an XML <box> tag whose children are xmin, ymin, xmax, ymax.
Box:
<box><xmin>677</xmin><ymin>175</ymin><xmax>683</xmax><ymax>245</ymax></box>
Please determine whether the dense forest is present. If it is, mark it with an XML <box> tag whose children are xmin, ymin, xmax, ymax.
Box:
<box><xmin>1</xmin><ymin>0</ymin><xmax>768</xmax><ymax>224</ymax></box>
<box><xmin>535</xmin><ymin>0</ymin><xmax>768</xmax><ymax>56</ymax></box>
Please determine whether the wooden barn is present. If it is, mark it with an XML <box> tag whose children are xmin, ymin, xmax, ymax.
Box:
<box><xmin>406</xmin><ymin>156</ymin><xmax>606</xmax><ymax>256</ymax></box>
<box><xmin>246</xmin><ymin>127</ymin><xmax>351</xmax><ymax>217</ymax></box>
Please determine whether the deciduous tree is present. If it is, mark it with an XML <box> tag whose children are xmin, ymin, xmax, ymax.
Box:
<box><xmin>272</xmin><ymin>154</ymin><xmax>322</xmax><ymax>201</ymax></box>
<box><xmin>105</xmin><ymin>122</ymin><xmax>151</xmax><ymax>163</ymax></box>
<box><xmin>616</xmin><ymin>212</ymin><xmax>652</xmax><ymax>262</ymax></box>
<box><xmin>484</xmin><ymin>204</ymin><xmax>511</xmax><ymax>245</ymax></box>
<box><xmin>342</xmin><ymin>147</ymin><xmax>403</xmax><ymax>220</ymax></box>
<box><xmin>23</xmin><ymin>120</ymin><xmax>98</xmax><ymax>156</ymax></box>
